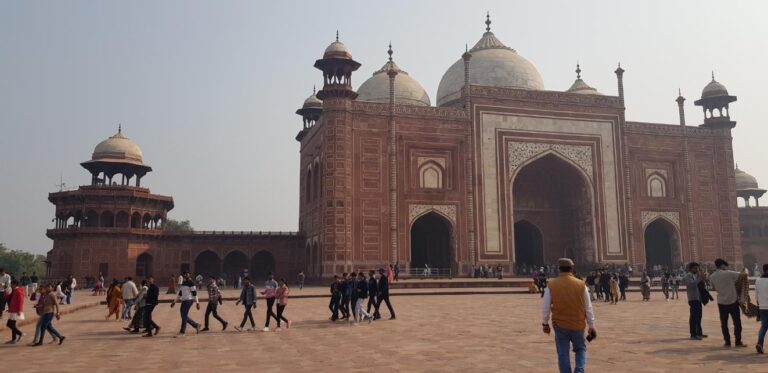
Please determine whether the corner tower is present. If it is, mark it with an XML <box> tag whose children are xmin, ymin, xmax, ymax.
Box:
<box><xmin>47</xmin><ymin>127</ymin><xmax>173</xmax><ymax>279</ymax></box>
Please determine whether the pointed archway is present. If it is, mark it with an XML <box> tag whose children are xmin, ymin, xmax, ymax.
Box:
<box><xmin>644</xmin><ymin>218</ymin><xmax>679</xmax><ymax>270</ymax></box>
<box><xmin>251</xmin><ymin>251</ymin><xmax>276</xmax><ymax>280</ymax></box>
<box><xmin>410</xmin><ymin>212</ymin><xmax>452</xmax><ymax>270</ymax></box>
<box><xmin>194</xmin><ymin>250</ymin><xmax>221</xmax><ymax>278</ymax></box>
<box><xmin>223</xmin><ymin>250</ymin><xmax>248</xmax><ymax>285</ymax></box>
<box><xmin>512</xmin><ymin>153</ymin><xmax>596</xmax><ymax>264</ymax></box>
<box><xmin>514</xmin><ymin>220</ymin><xmax>544</xmax><ymax>267</ymax></box>
<box><xmin>135</xmin><ymin>253</ymin><xmax>153</xmax><ymax>278</ymax></box>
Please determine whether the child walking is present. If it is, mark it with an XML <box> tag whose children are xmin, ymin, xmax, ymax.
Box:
<box><xmin>274</xmin><ymin>279</ymin><xmax>291</xmax><ymax>331</ymax></box>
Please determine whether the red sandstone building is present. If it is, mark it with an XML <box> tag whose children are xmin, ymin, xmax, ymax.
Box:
<box><xmin>48</xmin><ymin>16</ymin><xmax>757</xmax><ymax>280</ymax></box>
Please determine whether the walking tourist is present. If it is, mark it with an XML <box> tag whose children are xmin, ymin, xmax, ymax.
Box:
<box><xmin>619</xmin><ymin>273</ymin><xmax>629</xmax><ymax>301</ymax></box>
<box><xmin>662</xmin><ymin>273</ymin><xmax>671</xmax><ymax>301</ymax></box>
<box><xmin>537</xmin><ymin>270</ymin><xmax>548</xmax><ymax>298</ymax></box>
<box><xmin>541</xmin><ymin>258</ymin><xmax>596</xmax><ymax>373</ymax></box>
<box><xmin>671</xmin><ymin>272</ymin><xmax>680</xmax><ymax>300</ymax></box>
<box><xmin>0</xmin><ymin>268</ymin><xmax>10</xmax><ymax>318</ymax></box>
<box><xmin>683</xmin><ymin>262</ymin><xmax>708</xmax><ymax>340</ymax></box>
<box><xmin>756</xmin><ymin>264</ymin><xmax>768</xmax><ymax>353</ymax></box>
<box><xmin>19</xmin><ymin>272</ymin><xmax>30</xmax><ymax>296</ymax></box>
<box><xmin>708</xmin><ymin>258</ymin><xmax>745</xmax><ymax>347</ymax></box>
<box><xmin>599</xmin><ymin>270</ymin><xmax>611</xmax><ymax>303</ymax></box>
<box><xmin>355</xmin><ymin>272</ymin><xmax>373</xmax><ymax>324</ymax></box>
<box><xmin>640</xmin><ymin>272</ymin><xmax>651</xmax><ymax>301</ymax></box>
<box><xmin>585</xmin><ymin>272</ymin><xmax>596</xmax><ymax>301</ymax></box>
<box><xmin>275</xmin><ymin>278</ymin><xmax>291</xmax><ymax>330</ymax></box>
<box><xmin>124</xmin><ymin>280</ymin><xmax>147</xmax><ymax>333</ymax></box>
<box><xmin>30</xmin><ymin>272</ymin><xmax>39</xmax><ymax>295</ymax></box>
<box><xmin>329</xmin><ymin>275</ymin><xmax>342</xmax><ymax>321</ymax></box>
<box><xmin>375</xmin><ymin>268</ymin><xmax>396</xmax><ymax>320</ymax></box>
<box><xmin>167</xmin><ymin>274</ymin><xmax>176</xmax><ymax>294</ymax></box>
<box><xmin>142</xmin><ymin>276</ymin><xmax>160</xmax><ymax>337</ymax></box>
<box><xmin>170</xmin><ymin>273</ymin><xmax>200</xmax><ymax>337</ymax></box>
<box><xmin>63</xmin><ymin>274</ymin><xmax>76</xmax><ymax>304</ymax></box>
<box><xmin>32</xmin><ymin>284</ymin><xmax>65</xmax><ymax>346</ymax></box>
<box><xmin>121</xmin><ymin>277</ymin><xmax>138</xmax><ymax>320</ymax></box>
<box><xmin>393</xmin><ymin>262</ymin><xmax>400</xmax><ymax>281</ymax></box>
<box><xmin>339</xmin><ymin>273</ymin><xmax>351</xmax><ymax>320</ymax></box>
<box><xmin>5</xmin><ymin>279</ymin><xmax>25</xmax><ymax>343</ymax></box>
<box><xmin>348</xmin><ymin>272</ymin><xmax>359</xmax><ymax>322</ymax></box>
<box><xmin>609</xmin><ymin>274</ymin><xmax>619</xmax><ymax>305</ymax></box>
<box><xmin>262</xmin><ymin>272</ymin><xmax>279</xmax><ymax>332</ymax></box>
<box><xmin>235</xmin><ymin>276</ymin><xmax>257</xmax><ymax>331</ymax></box>
<box><xmin>105</xmin><ymin>280</ymin><xmax>122</xmax><ymax>320</ymax></box>
<box><xmin>366</xmin><ymin>270</ymin><xmax>378</xmax><ymax>318</ymax></box>
<box><xmin>202</xmin><ymin>276</ymin><xmax>228</xmax><ymax>332</ymax></box>
<box><xmin>297</xmin><ymin>271</ymin><xmax>305</xmax><ymax>290</ymax></box>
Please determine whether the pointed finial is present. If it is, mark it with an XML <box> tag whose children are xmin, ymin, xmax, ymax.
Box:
<box><xmin>312</xmin><ymin>85</ymin><xmax>316</xmax><ymax>95</ymax></box>
<box><xmin>711</xmin><ymin>70</ymin><xmax>715</xmax><ymax>81</ymax></box>
<box><xmin>678</xmin><ymin>88</ymin><xmax>682</xmax><ymax>97</ymax></box>
<box><xmin>485</xmin><ymin>11</ymin><xmax>491</xmax><ymax>32</ymax></box>
<box><xmin>387</xmin><ymin>41</ymin><xmax>393</xmax><ymax>62</ymax></box>
<box><xmin>465</xmin><ymin>43</ymin><xmax>468</xmax><ymax>53</ymax></box>
<box><xmin>118</xmin><ymin>123</ymin><xmax>122</xmax><ymax>133</ymax></box>
<box><xmin>618</xmin><ymin>62</ymin><xmax>621</xmax><ymax>68</ymax></box>
<box><xmin>575</xmin><ymin>61</ymin><xmax>581</xmax><ymax>79</ymax></box>
<box><xmin>336</xmin><ymin>30</ymin><xmax>339</xmax><ymax>42</ymax></box>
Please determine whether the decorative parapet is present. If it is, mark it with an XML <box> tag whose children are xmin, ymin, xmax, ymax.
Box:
<box><xmin>470</xmin><ymin>85</ymin><xmax>623</xmax><ymax>108</ymax></box>
<box><xmin>352</xmin><ymin>101</ymin><xmax>469</xmax><ymax>120</ymax></box>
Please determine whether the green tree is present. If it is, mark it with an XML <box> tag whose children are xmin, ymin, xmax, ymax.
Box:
<box><xmin>163</xmin><ymin>219</ymin><xmax>194</xmax><ymax>232</ymax></box>
<box><xmin>0</xmin><ymin>243</ymin><xmax>47</xmax><ymax>277</ymax></box>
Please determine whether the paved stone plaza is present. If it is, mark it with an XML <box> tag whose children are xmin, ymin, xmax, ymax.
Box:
<box><xmin>2</xmin><ymin>291</ymin><xmax>767</xmax><ymax>372</ymax></box>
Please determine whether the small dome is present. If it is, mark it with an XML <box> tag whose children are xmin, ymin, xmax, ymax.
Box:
<box><xmin>91</xmin><ymin>128</ymin><xmax>144</xmax><ymax>165</ymax></box>
<box><xmin>323</xmin><ymin>38</ymin><xmax>352</xmax><ymax>60</ymax></box>
<box><xmin>567</xmin><ymin>78</ymin><xmax>601</xmax><ymax>95</ymax></box>
<box><xmin>436</xmin><ymin>16</ymin><xmax>544</xmax><ymax>107</ymax></box>
<box><xmin>702</xmin><ymin>76</ymin><xmax>729</xmax><ymax>99</ymax></box>
<box><xmin>735</xmin><ymin>166</ymin><xmax>759</xmax><ymax>190</ymax></box>
<box><xmin>357</xmin><ymin>61</ymin><xmax>431</xmax><ymax>106</ymax></box>
<box><xmin>302</xmin><ymin>89</ymin><xmax>323</xmax><ymax>109</ymax></box>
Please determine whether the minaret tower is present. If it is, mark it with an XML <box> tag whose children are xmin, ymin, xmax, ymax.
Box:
<box><xmin>295</xmin><ymin>86</ymin><xmax>323</xmax><ymax>141</ymax></box>
<box><xmin>313</xmin><ymin>32</ymin><xmax>360</xmax><ymax>275</ymax></box>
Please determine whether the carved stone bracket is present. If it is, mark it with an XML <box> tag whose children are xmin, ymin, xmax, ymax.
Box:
<box><xmin>508</xmin><ymin>142</ymin><xmax>593</xmax><ymax>179</ymax></box>
<box><xmin>641</xmin><ymin>211</ymin><xmax>680</xmax><ymax>229</ymax></box>
<box><xmin>408</xmin><ymin>204</ymin><xmax>457</xmax><ymax>225</ymax></box>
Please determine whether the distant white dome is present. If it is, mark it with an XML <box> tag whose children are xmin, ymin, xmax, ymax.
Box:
<box><xmin>323</xmin><ymin>38</ymin><xmax>353</xmax><ymax>60</ymax></box>
<box><xmin>302</xmin><ymin>90</ymin><xmax>322</xmax><ymax>109</ymax></box>
<box><xmin>735</xmin><ymin>166</ymin><xmax>759</xmax><ymax>190</ymax></box>
<box><xmin>702</xmin><ymin>78</ymin><xmax>728</xmax><ymax>99</ymax></box>
<box><xmin>357</xmin><ymin>61</ymin><xmax>431</xmax><ymax>106</ymax></box>
<box><xmin>92</xmin><ymin>128</ymin><xmax>144</xmax><ymax>165</ymax></box>
<box><xmin>566</xmin><ymin>65</ymin><xmax>601</xmax><ymax>95</ymax></box>
<box><xmin>436</xmin><ymin>21</ymin><xmax>544</xmax><ymax>107</ymax></box>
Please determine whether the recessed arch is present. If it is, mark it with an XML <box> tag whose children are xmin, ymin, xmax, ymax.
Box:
<box><xmin>514</xmin><ymin>220</ymin><xmax>544</xmax><ymax>267</ymax></box>
<box><xmin>251</xmin><ymin>250</ymin><xmax>276</xmax><ymax>280</ymax></box>
<box><xmin>643</xmin><ymin>218</ymin><xmax>681</xmax><ymax>270</ymax></box>
<box><xmin>305</xmin><ymin>166</ymin><xmax>313</xmax><ymax>203</ymax></box>
<box><xmin>131</xmin><ymin>212</ymin><xmax>142</xmax><ymax>228</ymax></box>
<box><xmin>511</xmin><ymin>152</ymin><xmax>597</xmax><ymax>264</ymax></box>
<box><xmin>647</xmin><ymin>173</ymin><xmax>667</xmax><ymax>198</ymax></box>
<box><xmin>223</xmin><ymin>250</ymin><xmax>248</xmax><ymax>285</ymax></box>
<box><xmin>410</xmin><ymin>211</ymin><xmax>453</xmax><ymax>270</ymax></box>
<box><xmin>100</xmin><ymin>211</ymin><xmax>114</xmax><ymax>228</ymax></box>
<box><xmin>194</xmin><ymin>250</ymin><xmax>221</xmax><ymax>278</ymax></box>
<box><xmin>84</xmin><ymin>209</ymin><xmax>99</xmax><ymax>227</ymax></box>
<box><xmin>419</xmin><ymin>161</ymin><xmax>444</xmax><ymax>189</ymax></box>
<box><xmin>135</xmin><ymin>252</ymin><xmax>153</xmax><ymax>278</ymax></box>
<box><xmin>115</xmin><ymin>211</ymin><xmax>129</xmax><ymax>228</ymax></box>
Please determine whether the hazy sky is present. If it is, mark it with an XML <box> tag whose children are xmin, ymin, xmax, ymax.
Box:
<box><xmin>2</xmin><ymin>1</ymin><xmax>767</xmax><ymax>254</ymax></box>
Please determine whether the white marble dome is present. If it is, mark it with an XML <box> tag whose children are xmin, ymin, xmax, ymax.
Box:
<box><xmin>302</xmin><ymin>90</ymin><xmax>322</xmax><ymax>109</ymax></box>
<box><xmin>92</xmin><ymin>128</ymin><xmax>144</xmax><ymax>165</ymax></box>
<box><xmin>323</xmin><ymin>39</ymin><xmax>352</xmax><ymax>60</ymax></box>
<box><xmin>436</xmin><ymin>25</ymin><xmax>544</xmax><ymax>106</ymax></box>
<box><xmin>735</xmin><ymin>166</ymin><xmax>759</xmax><ymax>190</ymax></box>
<box><xmin>357</xmin><ymin>60</ymin><xmax>431</xmax><ymax>106</ymax></box>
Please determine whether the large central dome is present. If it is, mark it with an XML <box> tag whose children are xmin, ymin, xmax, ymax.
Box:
<box><xmin>436</xmin><ymin>16</ymin><xmax>544</xmax><ymax>107</ymax></box>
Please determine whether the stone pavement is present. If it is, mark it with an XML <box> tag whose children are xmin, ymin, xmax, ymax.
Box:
<box><xmin>1</xmin><ymin>292</ymin><xmax>766</xmax><ymax>372</ymax></box>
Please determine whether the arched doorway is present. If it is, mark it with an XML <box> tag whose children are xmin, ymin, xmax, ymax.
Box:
<box><xmin>100</xmin><ymin>211</ymin><xmax>114</xmax><ymax>227</ymax></box>
<box><xmin>512</xmin><ymin>153</ymin><xmax>596</xmax><ymax>264</ymax></box>
<box><xmin>410</xmin><ymin>212</ymin><xmax>452</xmax><ymax>270</ymax></box>
<box><xmin>514</xmin><ymin>220</ymin><xmax>544</xmax><ymax>267</ymax></box>
<box><xmin>194</xmin><ymin>250</ymin><xmax>221</xmax><ymax>278</ymax></box>
<box><xmin>644</xmin><ymin>219</ymin><xmax>678</xmax><ymax>270</ymax></box>
<box><xmin>251</xmin><ymin>251</ymin><xmax>275</xmax><ymax>280</ymax></box>
<box><xmin>135</xmin><ymin>253</ymin><xmax>153</xmax><ymax>278</ymax></box>
<box><xmin>223</xmin><ymin>250</ymin><xmax>248</xmax><ymax>286</ymax></box>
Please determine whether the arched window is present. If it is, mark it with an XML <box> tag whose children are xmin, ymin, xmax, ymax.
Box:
<box><xmin>305</xmin><ymin>167</ymin><xmax>313</xmax><ymax>203</ymax></box>
<box><xmin>419</xmin><ymin>162</ymin><xmax>444</xmax><ymax>189</ymax></box>
<box><xmin>313</xmin><ymin>161</ymin><xmax>321</xmax><ymax>200</ymax></box>
<box><xmin>647</xmin><ymin>174</ymin><xmax>666</xmax><ymax>198</ymax></box>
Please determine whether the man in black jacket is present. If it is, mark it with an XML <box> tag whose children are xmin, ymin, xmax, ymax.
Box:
<box><xmin>366</xmin><ymin>270</ymin><xmax>378</xmax><ymax>318</ymax></box>
<box><xmin>355</xmin><ymin>272</ymin><xmax>373</xmax><ymax>324</ymax></box>
<box><xmin>142</xmin><ymin>276</ymin><xmax>161</xmax><ymax>337</ymax></box>
<box><xmin>329</xmin><ymin>275</ymin><xmax>341</xmax><ymax>321</ymax></box>
<box><xmin>619</xmin><ymin>273</ymin><xmax>629</xmax><ymax>301</ymax></box>
<box><xmin>339</xmin><ymin>273</ymin><xmax>350</xmax><ymax>320</ymax></box>
<box><xmin>375</xmin><ymin>268</ymin><xmax>396</xmax><ymax>320</ymax></box>
<box><xmin>348</xmin><ymin>272</ymin><xmax>359</xmax><ymax>322</ymax></box>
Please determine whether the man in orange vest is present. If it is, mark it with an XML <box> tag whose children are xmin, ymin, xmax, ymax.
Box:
<box><xmin>541</xmin><ymin>258</ymin><xmax>596</xmax><ymax>373</ymax></box>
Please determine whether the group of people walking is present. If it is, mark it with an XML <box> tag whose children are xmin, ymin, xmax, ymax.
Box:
<box><xmin>329</xmin><ymin>268</ymin><xmax>396</xmax><ymax>324</ymax></box>
<box><xmin>1</xmin><ymin>277</ymin><xmax>67</xmax><ymax>346</ymax></box>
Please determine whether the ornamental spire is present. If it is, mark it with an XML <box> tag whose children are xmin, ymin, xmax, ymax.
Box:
<box><xmin>576</xmin><ymin>61</ymin><xmax>581</xmax><ymax>79</ymax></box>
<box><xmin>485</xmin><ymin>11</ymin><xmax>491</xmax><ymax>32</ymax></box>
<box><xmin>388</xmin><ymin>41</ymin><xmax>393</xmax><ymax>62</ymax></box>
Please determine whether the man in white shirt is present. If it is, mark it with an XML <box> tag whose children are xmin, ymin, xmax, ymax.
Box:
<box><xmin>755</xmin><ymin>263</ymin><xmax>768</xmax><ymax>354</ymax></box>
<box><xmin>708</xmin><ymin>258</ymin><xmax>744</xmax><ymax>347</ymax></box>
<box><xmin>170</xmin><ymin>273</ymin><xmax>201</xmax><ymax>336</ymax></box>
<box><xmin>121</xmin><ymin>277</ymin><xmax>139</xmax><ymax>320</ymax></box>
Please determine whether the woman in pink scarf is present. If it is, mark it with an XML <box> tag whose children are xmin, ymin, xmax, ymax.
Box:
<box><xmin>386</xmin><ymin>265</ymin><xmax>394</xmax><ymax>283</ymax></box>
